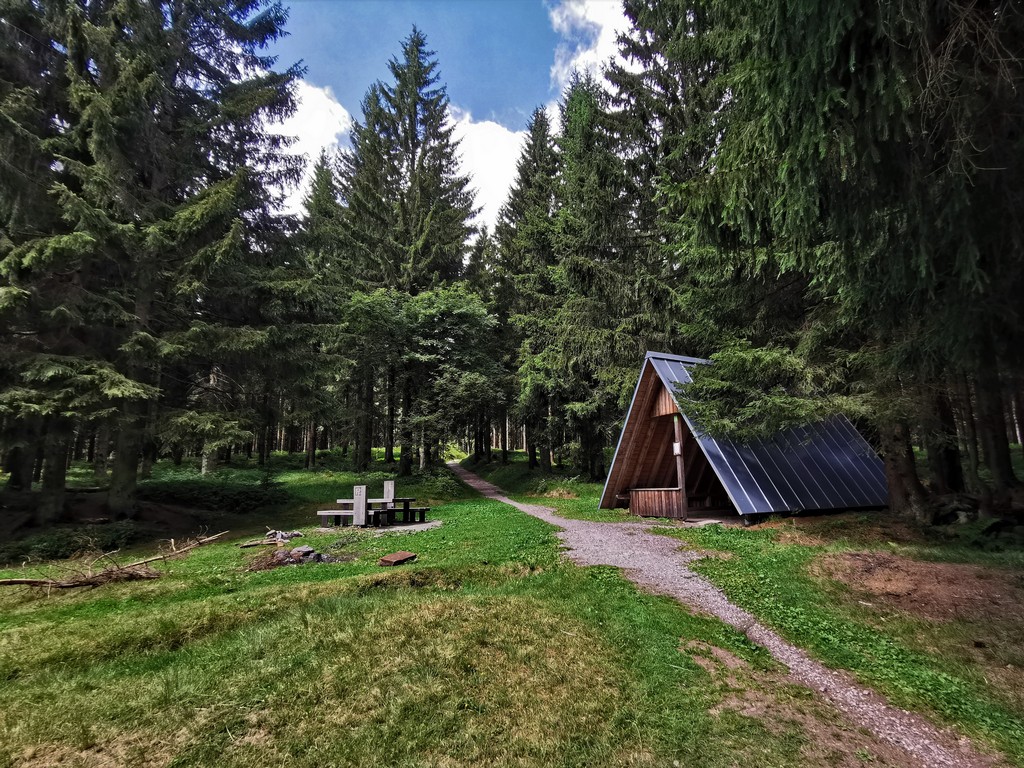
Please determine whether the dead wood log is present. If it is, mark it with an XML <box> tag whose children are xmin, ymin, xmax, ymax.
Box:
<box><xmin>0</xmin><ymin>531</ymin><xmax>228</xmax><ymax>590</ymax></box>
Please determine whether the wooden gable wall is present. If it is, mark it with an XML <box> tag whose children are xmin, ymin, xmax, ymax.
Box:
<box><xmin>600</xmin><ymin>361</ymin><xmax>733</xmax><ymax>516</ymax></box>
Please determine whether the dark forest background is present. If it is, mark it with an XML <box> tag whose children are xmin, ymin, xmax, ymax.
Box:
<box><xmin>2</xmin><ymin>0</ymin><xmax>1022</xmax><ymax>528</ymax></box>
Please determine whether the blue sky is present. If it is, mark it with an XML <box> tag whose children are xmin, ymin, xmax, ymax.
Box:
<box><xmin>271</xmin><ymin>0</ymin><xmax>630</xmax><ymax>227</ymax></box>
<box><xmin>272</xmin><ymin>0</ymin><xmax>561</xmax><ymax>130</ymax></box>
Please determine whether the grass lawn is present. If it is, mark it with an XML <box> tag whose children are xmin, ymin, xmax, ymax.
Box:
<box><xmin>460</xmin><ymin>452</ymin><xmax>671</xmax><ymax>523</ymax></box>
<box><xmin>466</xmin><ymin>451</ymin><xmax>1024</xmax><ymax>764</ymax></box>
<box><xmin>4</xmin><ymin>451</ymin><xmax>1024</xmax><ymax>765</ymax></box>
<box><xmin>661</xmin><ymin>516</ymin><xmax>1024</xmax><ymax>764</ymax></box>
<box><xmin>0</xmin><ymin>457</ymin><xmax>883</xmax><ymax>768</ymax></box>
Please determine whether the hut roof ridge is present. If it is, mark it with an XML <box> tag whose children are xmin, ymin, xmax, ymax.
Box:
<box><xmin>644</xmin><ymin>350</ymin><xmax>709</xmax><ymax>365</ymax></box>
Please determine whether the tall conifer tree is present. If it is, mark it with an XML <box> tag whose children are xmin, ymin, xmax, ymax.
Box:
<box><xmin>338</xmin><ymin>28</ymin><xmax>477</xmax><ymax>474</ymax></box>
<box><xmin>1</xmin><ymin>0</ymin><xmax>301</xmax><ymax>516</ymax></box>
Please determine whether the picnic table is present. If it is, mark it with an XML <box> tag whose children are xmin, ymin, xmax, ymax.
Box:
<box><xmin>316</xmin><ymin>481</ymin><xmax>428</xmax><ymax>528</ymax></box>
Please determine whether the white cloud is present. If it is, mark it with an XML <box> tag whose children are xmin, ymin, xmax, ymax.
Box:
<box><xmin>451</xmin><ymin>106</ymin><xmax>527</xmax><ymax>233</ymax></box>
<box><xmin>548</xmin><ymin>0</ymin><xmax>631</xmax><ymax>94</ymax></box>
<box><xmin>276</xmin><ymin>79</ymin><xmax>352</xmax><ymax>215</ymax></box>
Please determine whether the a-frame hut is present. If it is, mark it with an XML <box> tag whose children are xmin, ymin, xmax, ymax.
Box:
<box><xmin>599</xmin><ymin>352</ymin><xmax>889</xmax><ymax>519</ymax></box>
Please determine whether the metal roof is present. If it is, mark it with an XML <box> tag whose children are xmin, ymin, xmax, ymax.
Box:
<box><xmin>602</xmin><ymin>352</ymin><xmax>889</xmax><ymax>515</ymax></box>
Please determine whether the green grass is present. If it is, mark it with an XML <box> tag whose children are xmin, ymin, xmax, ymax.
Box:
<box><xmin>6</xmin><ymin>454</ymin><xmax>1020</xmax><ymax>765</ymax></box>
<box><xmin>461</xmin><ymin>452</ymin><xmax>674</xmax><ymax>523</ymax></box>
<box><xmin>2</xmin><ymin>453</ymin><xmax>469</xmax><ymax>564</ymax></box>
<box><xmin>0</xmin><ymin>458</ymin><xmax>867</xmax><ymax>768</ymax></box>
<box><xmin>660</xmin><ymin>521</ymin><xmax>1024</xmax><ymax>763</ymax></box>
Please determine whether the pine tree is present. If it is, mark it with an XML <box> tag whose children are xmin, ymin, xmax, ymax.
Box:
<box><xmin>0</xmin><ymin>2</ymin><xmax>75</xmax><ymax>511</ymax></box>
<box><xmin>494</xmin><ymin>107</ymin><xmax>559</xmax><ymax>469</ymax></box>
<box><xmin>1</xmin><ymin>0</ymin><xmax>302</xmax><ymax>517</ymax></box>
<box><xmin>338</xmin><ymin>28</ymin><xmax>478</xmax><ymax>474</ymax></box>
<box><xmin>625</xmin><ymin>0</ymin><xmax>1024</xmax><ymax>518</ymax></box>
<box><xmin>340</xmin><ymin>28</ymin><xmax>476</xmax><ymax>294</ymax></box>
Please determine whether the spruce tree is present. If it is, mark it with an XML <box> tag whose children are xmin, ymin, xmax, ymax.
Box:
<box><xmin>338</xmin><ymin>28</ymin><xmax>478</xmax><ymax>474</ymax></box>
<box><xmin>624</xmin><ymin>0</ymin><xmax>1024</xmax><ymax>518</ymax></box>
<box><xmin>1</xmin><ymin>0</ymin><xmax>301</xmax><ymax>517</ymax></box>
<box><xmin>494</xmin><ymin>107</ymin><xmax>559</xmax><ymax>469</ymax></box>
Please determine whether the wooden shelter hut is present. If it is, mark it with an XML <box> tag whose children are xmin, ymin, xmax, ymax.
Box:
<box><xmin>599</xmin><ymin>352</ymin><xmax>889</xmax><ymax>520</ymax></box>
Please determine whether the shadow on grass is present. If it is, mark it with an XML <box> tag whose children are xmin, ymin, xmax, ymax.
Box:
<box><xmin>0</xmin><ymin>451</ymin><xmax>476</xmax><ymax>565</ymax></box>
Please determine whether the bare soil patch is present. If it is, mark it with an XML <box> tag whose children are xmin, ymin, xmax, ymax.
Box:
<box><xmin>762</xmin><ymin>512</ymin><xmax>931</xmax><ymax>548</ymax></box>
<box><xmin>682</xmin><ymin>639</ymin><xmax>748</xmax><ymax>676</ymax></box>
<box><xmin>815</xmin><ymin>551</ymin><xmax>1024</xmax><ymax>623</ymax></box>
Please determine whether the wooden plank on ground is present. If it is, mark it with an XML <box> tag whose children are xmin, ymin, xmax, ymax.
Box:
<box><xmin>378</xmin><ymin>551</ymin><xmax>417</xmax><ymax>567</ymax></box>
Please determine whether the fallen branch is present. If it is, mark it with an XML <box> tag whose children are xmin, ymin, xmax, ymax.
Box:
<box><xmin>238</xmin><ymin>540</ymin><xmax>278</xmax><ymax>549</ymax></box>
<box><xmin>0</xmin><ymin>531</ymin><xmax>228</xmax><ymax>590</ymax></box>
<box><xmin>0</xmin><ymin>568</ymin><xmax>162</xmax><ymax>589</ymax></box>
<box><xmin>238</xmin><ymin>528</ymin><xmax>302</xmax><ymax>548</ymax></box>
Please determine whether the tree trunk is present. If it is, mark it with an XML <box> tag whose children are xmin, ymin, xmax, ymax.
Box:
<box><xmin>5</xmin><ymin>421</ymin><xmax>37</xmax><ymax>492</ymax></box>
<box><xmin>385</xmin><ymin>367</ymin><xmax>396</xmax><ymax>463</ymax></box>
<box><xmin>109</xmin><ymin>248</ymin><xmax>156</xmax><ymax>517</ymax></box>
<box><xmin>140</xmin><ymin>392</ymin><xmax>159</xmax><ymax>480</ymax></box>
<box><xmin>398</xmin><ymin>377</ymin><xmax>414</xmax><ymax>477</ymax></box>
<box><xmin>72</xmin><ymin>428</ymin><xmax>86</xmax><ymax>462</ymax></box>
<box><xmin>473</xmin><ymin>413</ymin><xmax>484</xmax><ymax>462</ymax></box>
<box><xmin>500</xmin><ymin>412</ymin><xmax>509</xmax><ymax>464</ymax></box>
<box><xmin>304</xmin><ymin>421</ymin><xmax>317</xmax><ymax>470</ymax></box>
<box><xmin>92</xmin><ymin>420</ymin><xmax>110</xmax><ymax>480</ymax></box>
<box><xmin>5</xmin><ymin>448</ymin><xmax>27</xmax><ymax>491</ymax></box>
<box><xmin>201</xmin><ymin>448</ymin><xmax>216</xmax><ymax>476</ymax></box>
<box><xmin>355</xmin><ymin>368</ymin><xmax>374</xmax><ymax>471</ymax></box>
<box><xmin>108</xmin><ymin>416</ymin><xmax>142</xmax><ymax>519</ymax></box>
<box><xmin>38</xmin><ymin>427</ymin><xmax>70</xmax><ymax>525</ymax></box>
<box><xmin>954</xmin><ymin>374</ymin><xmax>983</xmax><ymax>495</ymax></box>
<box><xmin>257</xmin><ymin>425</ymin><xmax>267</xmax><ymax>467</ymax></box>
<box><xmin>1013</xmin><ymin>386</ymin><xmax>1024</xmax><ymax>462</ymax></box>
<box><xmin>880</xmin><ymin>420</ymin><xmax>933</xmax><ymax>524</ymax></box>
<box><xmin>924</xmin><ymin>387</ymin><xmax>964</xmax><ymax>494</ymax></box>
<box><xmin>974</xmin><ymin>361</ymin><xmax>1019</xmax><ymax>492</ymax></box>
<box><xmin>538</xmin><ymin>428</ymin><xmax>551</xmax><ymax>472</ymax></box>
<box><xmin>32</xmin><ymin>442</ymin><xmax>44</xmax><ymax>484</ymax></box>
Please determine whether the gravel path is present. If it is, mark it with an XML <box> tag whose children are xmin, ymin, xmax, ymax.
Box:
<box><xmin>449</xmin><ymin>462</ymin><xmax>1002</xmax><ymax>768</ymax></box>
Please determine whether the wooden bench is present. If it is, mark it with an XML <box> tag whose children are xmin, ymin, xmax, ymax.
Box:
<box><xmin>320</xmin><ymin>483</ymin><xmax>429</xmax><ymax>528</ymax></box>
<box><xmin>400</xmin><ymin>507</ymin><xmax>429</xmax><ymax>524</ymax></box>
<box><xmin>368</xmin><ymin>507</ymin><xmax>393</xmax><ymax>527</ymax></box>
<box><xmin>317</xmin><ymin>510</ymin><xmax>355</xmax><ymax>527</ymax></box>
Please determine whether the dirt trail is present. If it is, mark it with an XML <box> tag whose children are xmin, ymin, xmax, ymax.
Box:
<box><xmin>449</xmin><ymin>462</ymin><xmax>1003</xmax><ymax>768</ymax></box>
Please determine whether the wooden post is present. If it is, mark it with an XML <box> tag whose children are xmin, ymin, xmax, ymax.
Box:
<box><xmin>353</xmin><ymin>485</ymin><xmax>367</xmax><ymax>527</ymax></box>
<box><xmin>673</xmin><ymin>414</ymin><xmax>688</xmax><ymax>519</ymax></box>
<box><xmin>383</xmin><ymin>480</ymin><xmax>395</xmax><ymax>506</ymax></box>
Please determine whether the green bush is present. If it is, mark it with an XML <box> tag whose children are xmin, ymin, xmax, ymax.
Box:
<box><xmin>427</xmin><ymin>473</ymin><xmax>465</xmax><ymax>499</ymax></box>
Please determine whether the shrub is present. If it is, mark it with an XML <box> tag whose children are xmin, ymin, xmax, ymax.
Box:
<box><xmin>427</xmin><ymin>473</ymin><xmax>465</xmax><ymax>499</ymax></box>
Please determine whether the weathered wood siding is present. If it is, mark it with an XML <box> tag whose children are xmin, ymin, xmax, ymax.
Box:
<box><xmin>629</xmin><ymin>487</ymin><xmax>685</xmax><ymax>518</ymax></box>
<box><xmin>652</xmin><ymin>384</ymin><xmax>678</xmax><ymax>417</ymax></box>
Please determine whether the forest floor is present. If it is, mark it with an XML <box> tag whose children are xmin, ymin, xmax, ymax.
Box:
<box><xmin>0</xmin><ymin>451</ymin><xmax>1022</xmax><ymax>766</ymax></box>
